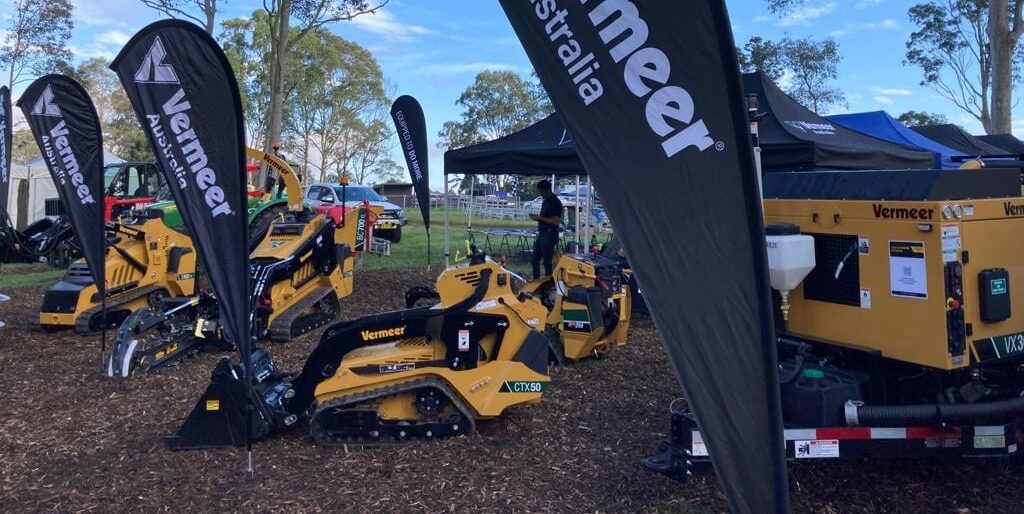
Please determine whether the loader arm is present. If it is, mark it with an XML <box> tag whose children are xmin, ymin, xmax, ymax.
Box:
<box><xmin>245</xmin><ymin>147</ymin><xmax>303</xmax><ymax>213</ymax></box>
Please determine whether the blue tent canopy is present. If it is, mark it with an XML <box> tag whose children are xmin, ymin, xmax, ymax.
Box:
<box><xmin>826</xmin><ymin>111</ymin><xmax>964</xmax><ymax>169</ymax></box>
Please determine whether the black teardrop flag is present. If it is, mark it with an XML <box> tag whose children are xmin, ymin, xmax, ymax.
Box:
<box><xmin>17</xmin><ymin>75</ymin><xmax>106</xmax><ymax>292</ymax></box>
<box><xmin>390</xmin><ymin>95</ymin><xmax>430</xmax><ymax>229</ymax></box>
<box><xmin>0</xmin><ymin>86</ymin><xmax>11</xmax><ymax>217</ymax></box>
<box><xmin>111</xmin><ymin>20</ymin><xmax>250</xmax><ymax>387</ymax></box>
<box><xmin>497</xmin><ymin>2</ymin><xmax>790</xmax><ymax>513</ymax></box>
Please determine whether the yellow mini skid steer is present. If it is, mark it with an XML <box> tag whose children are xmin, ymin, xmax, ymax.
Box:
<box><xmin>406</xmin><ymin>252</ymin><xmax>632</xmax><ymax>363</ymax></box>
<box><xmin>39</xmin><ymin>210</ymin><xmax>197</xmax><ymax>333</ymax></box>
<box><xmin>105</xmin><ymin>152</ymin><xmax>378</xmax><ymax>377</ymax></box>
<box><xmin>167</xmin><ymin>247</ymin><xmax>556</xmax><ymax>449</ymax></box>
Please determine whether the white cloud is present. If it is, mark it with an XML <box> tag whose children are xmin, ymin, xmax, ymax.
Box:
<box><xmin>876</xmin><ymin>87</ymin><xmax>912</xmax><ymax>96</ymax></box>
<box><xmin>873</xmin><ymin>95</ymin><xmax>894</xmax><ymax>104</ymax></box>
<box><xmin>349</xmin><ymin>10</ymin><xmax>437</xmax><ymax>42</ymax></box>
<box><xmin>856</xmin><ymin>0</ymin><xmax>885</xmax><ymax>8</ymax></box>
<box><xmin>95</xmin><ymin>30</ymin><xmax>130</xmax><ymax>47</ymax></box>
<box><xmin>777</xmin><ymin>3</ymin><xmax>836</xmax><ymax>27</ymax></box>
<box><xmin>864</xmin><ymin>19</ymin><xmax>898</xmax><ymax>29</ymax></box>
<box><xmin>414</xmin><ymin>61</ymin><xmax>526</xmax><ymax>77</ymax></box>
<box><xmin>831</xmin><ymin>18</ymin><xmax>899</xmax><ymax>37</ymax></box>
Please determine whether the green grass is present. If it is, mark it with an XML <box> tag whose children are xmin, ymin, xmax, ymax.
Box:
<box><xmin>0</xmin><ymin>206</ymin><xmax>567</xmax><ymax>289</ymax></box>
<box><xmin>0</xmin><ymin>262</ymin><xmax>65</xmax><ymax>289</ymax></box>
<box><xmin>356</xmin><ymin>206</ymin><xmax>536</xmax><ymax>273</ymax></box>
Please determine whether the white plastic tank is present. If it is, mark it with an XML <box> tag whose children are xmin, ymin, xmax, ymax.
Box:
<box><xmin>765</xmin><ymin>223</ymin><xmax>815</xmax><ymax>320</ymax></box>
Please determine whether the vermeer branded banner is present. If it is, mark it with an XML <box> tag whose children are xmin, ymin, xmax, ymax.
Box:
<box><xmin>498</xmin><ymin>1</ymin><xmax>790</xmax><ymax>512</ymax></box>
<box><xmin>17</xmin><ymin>76</ymin><xmax>106</xmax><ymax>290</ymax></box>
<box><xmin>111</xmin><ymin>20</ymin><xmax>250</xmax><ymax>366</ymax></box>
<box><xmin>0</xmin><ymin>86</ymin><xmax>11</xmax><ymax>215</ymax></box>
<box><xmin>390</xmin><ymin>95</ymin><xmax>431</xmax><ymax>228</ymax></box>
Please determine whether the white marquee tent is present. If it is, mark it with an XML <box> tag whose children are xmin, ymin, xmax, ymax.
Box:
<box><xmin>5</xmin><ymin>148</ymin><xmax>125</xmax><ymax>228</ymax></box>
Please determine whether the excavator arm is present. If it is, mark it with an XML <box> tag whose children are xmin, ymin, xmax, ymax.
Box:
<box><xmin>245</xmin><ymin>147</ymin><xmax>304</xmax><ymax>213</ymax></box>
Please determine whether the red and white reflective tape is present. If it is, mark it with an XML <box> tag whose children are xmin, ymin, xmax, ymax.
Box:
<box><xmin>689</xmin><ymin>425</ymin><xmax>1005</xmax><ymax>458</ymax></box>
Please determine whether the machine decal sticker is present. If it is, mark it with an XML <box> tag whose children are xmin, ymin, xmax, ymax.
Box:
<box><xmin>889</xmin><ymin>241</ymin><xmax>928</xmax><ymax>299</ymax></box>
<box><xmin>795</xmin><ymin>439</ymin><xmax>839</xmax><ymax>459</ymax></box>
<box><xmin>499</xmin><ymin>381</ymin><xmax>548</xmax><ymax>393</ymax></box>
<box><xmin>474</xmin><ymin>299</ymin><xmax>498</xmax><ymax>310</ymax></box>
<box><xmin>458</xmin><ymin>329</ymin><xmax>470</xmax><ymax>351</ymax></box>
<box><xmin>975</xmin><ymin>331</ymin><xmax>1024</xmax><ymax>361</ymax></box>
<box><xmin>941</xmin><ymin>224</ymin><xmax>960</xmax><ymax>263</ymax></box>
<box><xmin>858</xmin><ymin>237</ymin><xmax>869</xmax><ymax>255</ymax></box>
<box><xmin>859</xmin><ymin>288</ymin><xmax>871</xmax><ymax>309</ymax></box>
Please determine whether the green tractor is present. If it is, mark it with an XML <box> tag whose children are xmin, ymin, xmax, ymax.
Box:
<box><xmin>146</xmin><ymin>147</ymin><xmax>302</xmax><ymax>248</ymax></box>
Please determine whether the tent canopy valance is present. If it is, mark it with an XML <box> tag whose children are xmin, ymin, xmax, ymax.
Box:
<box><xmin>443</xmin><ymin>113</ymin><xmax>584</xmax><ymax>176</ymax></box>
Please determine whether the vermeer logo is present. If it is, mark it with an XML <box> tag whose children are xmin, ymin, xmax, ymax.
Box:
<box><xmin>30</xmin><ymin>85</ymin><xmax>61</xmax><ymax>117</ymax></box>
<box><xmin>872</xmin><ymin>203</ymin><xmax>934</xmax><ymax>220</ymax></box>
<box><xmin>1003</xmin><ymin>201</ymin><xmax>1024</xmax><ymax>217</ymax></box>
<box><xmin>134</xmin><ymin>37</ymin><xmax>180</xmax><ymax>84</ymax></box>
<box><xmin>360</xmin><ymin>326</ymin><xmax>407</xmax><ymax>341</ymax></box>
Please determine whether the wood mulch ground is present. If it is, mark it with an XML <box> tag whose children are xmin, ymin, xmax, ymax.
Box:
<box><xmin>0</xmin><ymin>268</ymin><xmax>1021</xmax><ymax>513</ymax></box>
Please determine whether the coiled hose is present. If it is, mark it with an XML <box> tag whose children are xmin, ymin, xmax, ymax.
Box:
<box><xmin>846</xmin><ymin>394</ymin><xmax>1024</xmax><ymax>427</ymax></box>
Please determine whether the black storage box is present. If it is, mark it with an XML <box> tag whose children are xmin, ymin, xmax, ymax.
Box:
<box><xmin>979</xmin><ymin>268</ymin><xmax>1011</xmax><ymax>323</ymax></box>
<box><xmin>779</xmin><ymin>360</ymin><xmax>866</xmax><ymax>427</ymax></box>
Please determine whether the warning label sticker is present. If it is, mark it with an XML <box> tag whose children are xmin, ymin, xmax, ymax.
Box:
<box><xmin>889</xmin><ymin>241</ymin><xmax>928</xmax><ymax>299</ymax></box>
<box><xmin>941</xmin><ymin>224</ymin><xmax>960</xmax><ymax>263</ymax></box>
<box><xmin>795</xmin><ymin>439</ymin><xmax>840</xmax><ymax>459</ymax></box>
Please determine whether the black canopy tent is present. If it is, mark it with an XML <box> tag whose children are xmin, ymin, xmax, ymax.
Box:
<box><xmin>911</xmin><ymin>124</ymin><xmax>1015</xmax><ymax>158</ymax></box>
<box><xmin>442</xmin><ymin>113</ymin><xmax>592</xmax><ymax>264</ymax></box>
<box><xmin>976</xmin><ymin>133</ymin><xmax>1024</xmax><ymax>158</ymax></box>
<box><xmin>444</xmin><ymin>112</ymin><xmax>584</xmax><ymax>176</ymax></box>
<box><xmin>743</xmin><ymin>72</ymin><xmax>935</xmax><ymax>172</ymax></box>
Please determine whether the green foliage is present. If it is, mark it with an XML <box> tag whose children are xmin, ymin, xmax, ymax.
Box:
<box><xmin>220</xmin><ymin>12</ymin><xmax>274</xmax><ymax>143</ymax></box>
<box><xmin>897</xmin><ymin>110</ymin><xmax>949</xmax><ymax>127</ymax></box>
<box><xmin>67</xmin><ymin>57</ymin><xmax>154</xmax><ymax>162</ymax></box>
<box><xmin>903</xmin><ymin>0</ymin><xmax>1022</xmax><ymax>132</ymax></box>
<box><xmin>0</xmin><ymin>0</ymin><xmax>74</xmax><ymax>88</ymax></box>
<box><xmin>12</xmin><ymin>130</ymin><xmax>38</xmax><ymax>163</ymax></box>
<box><xmin>438</xmin><ymin>70</ymin><xmax>552</xmax><ymax>151</ymax></box>
<box><xmin>738</xmin><ymin>36</ymin><xmax>846</xmax><ymax>114</ymax></box>
<box><xmin>737</xmin><ymin>36</ymin><xmax>785</xmax><ymax>82</ymax></box>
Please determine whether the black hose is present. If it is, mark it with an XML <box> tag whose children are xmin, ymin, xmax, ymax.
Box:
<box><xmin>848</xmin><ymin>394</ymin><xmax>1024</xmax><ymax>427</ymax></box>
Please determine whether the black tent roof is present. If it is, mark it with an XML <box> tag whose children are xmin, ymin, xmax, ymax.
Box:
<box><xmin>742</xmin><ymin>72</ymin><xmax>934</xmax><ymax>172</ymax></box>
<box><xmin>911</xmin><ymin>124</ymin><xmax>1013</xmax><ymax>158</ymax></box>
<box><xmin>443</xmin><ymin>113</ymin><xmax>584</xmax><ymax>176</ymax></box>
<box><xmin>976</xmin><ymin>133</ymin><xmax>1024</xmax><ymax>157</ymax></box>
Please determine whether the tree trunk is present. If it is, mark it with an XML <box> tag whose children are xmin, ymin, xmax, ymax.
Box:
<box><xmin>989</xmin><ymin>0</ymin><xmax>1014</xmax><ymax>134</ymax></box>
<box><xmin>204</xmin><ymin>0</ymin><xmax>216</xmax><ymax>34</ymax></box>
<box><xmin>302</xmin><ymin>132</ymin><xmax>310</xmax><ymax>184</ymax></box>
<box><xmin>262</xmin><ymin>0</ymin><xmax>291</xmax><ymax>187</ymax></box>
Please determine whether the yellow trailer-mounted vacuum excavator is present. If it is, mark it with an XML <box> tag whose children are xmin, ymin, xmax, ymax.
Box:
<box><xmin>105</xmin><ymin>149</ymin><xmax>379</xmax><ymax>377</ymax></box>
<box><xmin>646</xmin><ymin>168</ymin><xmax>1024</xmax><ymax>480</ymax></box>
<box><xmin>166</xmin><ymin>246</ymin><xmax>555</xmax><ymax>449</ymax></box>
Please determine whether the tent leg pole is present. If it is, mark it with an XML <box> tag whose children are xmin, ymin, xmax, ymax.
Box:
<box><xmin>574</xmin><ymin>175</ymin><xmax>580</xmax><ymax>253</ymax></box>
<box><xmin>444</xmin><ymin>178</ymin><xmax>450</xmax><ymax>267</ymax></box>
<box><xmin>584</xmin><ymin>178</ymin><xmax>592</xmax><ymax>251</ymax></box>
<box><xmin>467</xmin><ymin>175</ymin><xmax>475</xmax><ymax>229</ymax></box>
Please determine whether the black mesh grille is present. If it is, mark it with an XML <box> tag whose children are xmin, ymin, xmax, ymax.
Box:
<box><xmin>803</xmin><ymin>233</ymin><xmax>860</xmax><ymax>307</ymax></box>
<box><xmin>44</xmin><ymin>198</ymin><xmax>64</xmax><ymax>217</ymax></box>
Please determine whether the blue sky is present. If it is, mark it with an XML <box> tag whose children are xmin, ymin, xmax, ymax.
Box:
<box><xmin>11</xmin><ymin>0</ymin><xmax>1024</xmax><ymax>187</ymax></box>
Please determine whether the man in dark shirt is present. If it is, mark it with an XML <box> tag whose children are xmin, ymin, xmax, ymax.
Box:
<box><xmin>529</xmin><ymin>179</ymin><xmax>562</xmax><ymax>279</ymax></box>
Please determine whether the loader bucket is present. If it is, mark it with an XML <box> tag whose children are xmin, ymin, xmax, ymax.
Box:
<box><xmin>165</xmin><ymin>357</ymin><xmax>260</xmax><ymax>450</ymax></box>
